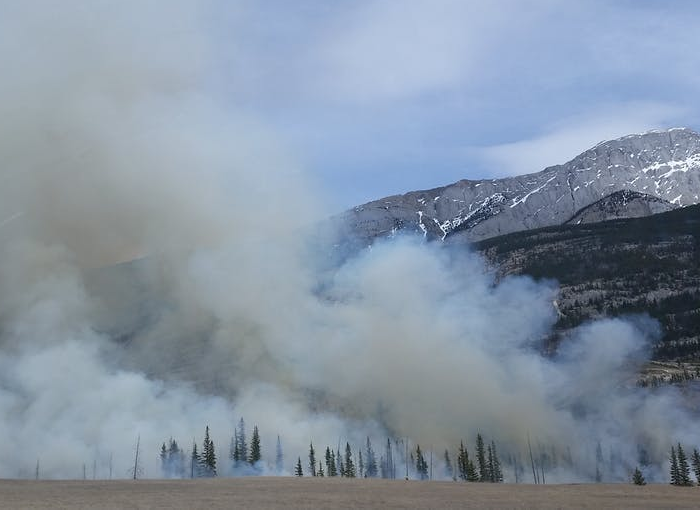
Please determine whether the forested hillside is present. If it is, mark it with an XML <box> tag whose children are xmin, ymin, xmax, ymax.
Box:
<box><xmin>473</xmin><ymin>204</ymin><xmax>700</xmax><ymax>360</ymax></box>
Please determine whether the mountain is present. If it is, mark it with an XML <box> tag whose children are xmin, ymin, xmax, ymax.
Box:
<box><xmin>336</xmin><ymin>128</ymin><xmax>700</xmax><ymax>245</ymax></box>
<box><xmin>471</xmin><ymin>203</ymin><xmax>700</xmax><ymax>362</ymax></box>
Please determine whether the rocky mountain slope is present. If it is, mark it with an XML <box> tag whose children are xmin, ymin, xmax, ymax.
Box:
<box><xmin>565</xmin><ymin>189</ymin><xmax>675</xmax><ymax>225</ymax></box>
<box><xmin>471</xmin><ymin>204</ymin><xmax>700</xmax><ymax>361</ymax></box>
<box><xmin>336</xmin><ymin>128</ymin><xmax>700</xmax><ymax>245</ymax></box>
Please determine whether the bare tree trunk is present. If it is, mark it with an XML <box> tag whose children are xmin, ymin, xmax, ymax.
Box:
<box><xmin>133</xmin><ymin>435</ymin><xmax>140</xmax><ymax>480</ymax></box>
<box><xmin>527</xmin><ymin>433</ymin><xmax>538</xmax><ymax>484</ymax></box>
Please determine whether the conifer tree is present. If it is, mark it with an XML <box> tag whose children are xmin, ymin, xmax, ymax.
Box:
<box><xmin>249</xmin><ymin>426</ymin><xmax>261</xmax><ymax>466</ymax></box>
<box><xmin>365</xmin><ymin>438</ymin><xmax>378</xmax><ymax>478</ymax></box>
<box><xmin>237</xmin><ymin>418</ymin><xmax>248</xmax><ymax>465</ymax></box>
<box><xmin>632</xmin><ymin>467</ymin><xmax>646</xmax><ymax>485</ymax></box>
<box><xmin>164</xmin><ymin>439</ymin><xmax>183</xmax><ymax>478</ymax></box>
<box><xmin>444</xmin><ymin>450</ymin><xmax>453</xmax><ymax>480</ymax></box>
<box><xmin>330</xmin><ymin>449</ymin><xmax>338</xmax><ymax>477</ymax></box>
<box><xmin>358</xmin><ymin>449</ymin><xmax>364</xmax><ymax>478</ymax></box>
<box><xmin>295</xmin><ymin>457</ymin><xmax>303</xmax><ymax>477</ymax></box>
<box><xmin>467</xmin><ymin>459</ymin><xmax>479</xmax><ymax>481</ymax></box>
<box><xmin>309</xmin><ymin>442</ymin><xmax>317</xmax><ymax>476</ymax></box>
<box><xmin>191</xmin><ymin>441</ymin><xmax>200</xmax><ymax>479</ymax></box>
<box><xmin>228</xmin><ymin>429</ymin><xmax>239</xmax><ymax>466</ymax></box>
<box><xmin>344</xmin><ymin>442</ymin><xmax>356</xmax><ymax>478</ymax></box>
<box><xmin>676</xmin><ymin>443</ymin><xmax>692</xmax><ymax>486</ymax></box>
<box><xmin>415</xmin><ymin>445</ymin><xmax>428</xmax><ymax>480</ymax></box>
<box><xmin>318</xmin><ymin>461</ymin><xmax>324</xmax><ymax>477</ymax></box>
<box><xmin>201</xmin><ymin>426</ymin><xmax>217</xmax><ymax>477</ymax></box>
<box><xmin>490</xmin><ymin>441</ymin><xmax>503</xmax><ymax>483</ymax></box>
<box><xmin>325</xmin><ymin>447</ymin><xmax>337</xmax><ymax>477</ymax></box>
<box><xmin>457</xmin><ymin>441</ymin><xmax>468</xmax><ymax>481</ymax></box>
<box><xmin>487</xmin><ymin>443</ymin><xmax>495</xmax><ymax>482</ymax></box>
<box><xmin>276</xmin><ymin>435</ymin><xmax>284</xmax><ymax>474</ymax></box>
<box><xmin>691</xmin><ymin>448</ymin><xmax>700</xmax><ymax>483</ymax></box>
<box><xmin>160</xmin><ymin>443</ymin><xmax>168</xmax><ymax>474</ymax></box>
<box><xmin>670</xmin><ymin>446</ymin><xmax>680</xmax><ymax>485</ymax></box>
<box><xmin>476</xmin><ymin>434</ymin><xmax>487</xmax><ymax>482</ymax></box>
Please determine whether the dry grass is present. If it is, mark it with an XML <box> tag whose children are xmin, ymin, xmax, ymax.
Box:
<box><xmin>0</xmin><ymin>478</ymin><xmax>698</xmax><ymax>509</ymax></box>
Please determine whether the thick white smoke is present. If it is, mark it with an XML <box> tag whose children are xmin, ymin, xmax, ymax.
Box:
<box><xmin>0</xmin><ymin>1</ymin><xmax>696</xmax><ymax>482</ymax></box>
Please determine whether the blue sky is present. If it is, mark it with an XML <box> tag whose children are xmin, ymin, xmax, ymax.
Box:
<box><xmin>207</xmin><ymin>0</ymin><xmax>700</xmax><ymax>209</ymax></box>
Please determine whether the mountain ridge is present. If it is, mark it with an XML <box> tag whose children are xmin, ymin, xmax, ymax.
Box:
<box><xmin>336</xmin><ymin>127</ymin><xmax>700</xmax><ymax>245</ymax></box>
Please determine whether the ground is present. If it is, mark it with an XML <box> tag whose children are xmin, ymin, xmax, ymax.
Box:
<box><xmin>0</xmin><ymin>478</ymin><xmax>698</xmax><ymax>509</ymax></box>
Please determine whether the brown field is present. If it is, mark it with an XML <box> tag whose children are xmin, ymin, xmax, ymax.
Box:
<box><xmin>0</xmin><ymin>478</ymin><xmax>698</xmax><ymax>509</ymax></box>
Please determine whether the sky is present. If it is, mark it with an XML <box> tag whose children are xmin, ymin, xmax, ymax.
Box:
<box><xmin>198</xmin><ymin>0</ymin><xmax>700</xmax><ymax>209</ymax></box>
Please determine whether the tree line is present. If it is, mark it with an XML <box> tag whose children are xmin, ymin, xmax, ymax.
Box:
<box><xmin>159</xmin><ymin>422</ymin><xmax>505</xmax><ymax>483</ymax></box>
<box><xmin>157</xmin><ymin>420</ymin><xmax>700</xmax><ymax>486</ymax></box>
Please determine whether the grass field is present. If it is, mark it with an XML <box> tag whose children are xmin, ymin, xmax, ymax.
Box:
<box><xmin>0</xmin><ymin>478</ymin><xmax>698</xmax><ymax>509</ymax></box>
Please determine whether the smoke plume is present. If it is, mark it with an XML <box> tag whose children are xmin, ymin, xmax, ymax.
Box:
<box><xmin>0</xmin><ymin>1</ymin><xmax>696</xmax><ymax>482</ymax></box>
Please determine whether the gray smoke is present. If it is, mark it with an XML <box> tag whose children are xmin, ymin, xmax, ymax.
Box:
<box><xmin>0</xmin><ymin>1</ymin><xmax>696</xmax><ymax>481</ymax></box>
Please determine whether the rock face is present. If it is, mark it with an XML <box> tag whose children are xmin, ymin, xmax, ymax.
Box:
<box><xmin>565</xmin><ymin>190</ymin><xmax>675</xmax><ymax>225</ymax></box>
<box><xmin>336</xmin><ymin>128</ymin><xmax>700</xmax><ymax>245</ymax></box>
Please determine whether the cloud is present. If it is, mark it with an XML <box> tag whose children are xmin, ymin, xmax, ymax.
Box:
<box><xmin>202</xmin><ymin>1</ymin><xmax>700</xmax><ymax>205</ymax></box>
<box><xmin>317</xmin><ymin>0</ymin><xmax>477</xmax><ymax>102</ymax></box>
<box><xmin>472</xmin><ymin>102</ymin><xmax>688</xmax><ymax>176</ymax></box>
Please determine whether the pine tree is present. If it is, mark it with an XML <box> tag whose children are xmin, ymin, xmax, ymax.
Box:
<box><xmin>476</xmin><ymin>434</ymin><xmax>487</xmax><ymax>482</ymax></box>
<box><xmin>365</xmin><ymin>437</ymin><xmax>378</xmax><ymax>478</ymax></box>
<box><xmin>228</xmin><ymin>430</ymin><xmax>240</xmax><ymax>466</ymax></box>
<box><xmin>330</xmin><ymin>449</ymin><xmax>338</xmax><ymax>477</ymax></box>
<box><xmin>677</xmin><ymin>443</ymin><xmax>692</xmax><ymax>486</ymax></box>
<box><xmin>691</xmin><ymin>448</ymin><xmax>700</xmax><ymax>484</ymax></box>
<box><xmin>318</xmin><ymin>461</ymin><xmax>324</xmax><ymax>477</ymax></box>
<box><xmin>457</xmin><ymin>441</ymin><xmax>468</xmax><ymax>481</ymax></box>
<box><xmin>325</xmin><ymin>447</ymin><xmax>337</xmax><ymax>477</ymax></box>
<box><xmin>338</xmin><ymin>450</ymin><xmax>345</xmax><ymax>477</ymax></box>
<box><xmin>201</xmin><ymin>426</ymin><xmax>217</xmax><ymax>477</ymax></box>
<box><xmin>491</xmin><ymin>441</ymin><xmax>503</xmax><ymax>483</ymax></box>
<box><xmin>632</xmin><ymin>466</ymin><xmax>646</xmax><ymax>485</ymax></box>
<box><xmin>237</xmin><ymin>418</ymin><xmax>248</xmax><ymax>465</ymax></box>
<box><xmin>344</xmin><ymin>442</ymin><xmax>356</xmax><ymax>478</ymax></box>
<box><xmin>415</xmin><ymin>445</ymin><xmax>428</xmax><ymax>480</ymax></box>
<box><xmin>487</xmin><ymin>443</ymin><xmax>495</xmax><ymax>482</ymax></box>
<box><xmin>467</xmin><ymin>459</ymin><xmax>479</xmax><ymax>482</ymax></box>
<box><xmin>295</xmin><ymin>457</ymin><xmax>303</xmax><ymax>477</ymax></box>
<box><xmin>249</xmin><ymin>426</ymin><xmax>261</xmax><ymax>466</ymax></box>
<box><xmin>191</xmin><ymin>441</ymin><xmax>200</xmax><ymax>479</ymax></box>
<box><xmin>358</xmin><ymin>450</ymin><xmax>364</xmax><ymax>478</ymax></box>
<box><xmin>309</xmin><ymin>442</ymin><xmax>317</xmax><ymax>477</ymax></box>
<box><xmin>670</xmin><ymin>446</ymin><xmax>680</xmax><ymax>485</ymax></box>
<box><xmin>276</xmin><ymin>435</ymin><xmax>284</xmax><ymax>474</ymax></box>
<box><xmin>160</xmin><ymin>443</ymin><xmax>168</xmax><ymax>475</ymax></box>
<box><xmin>166</xmin><ymin>439</ymin><xmax>183</xmax><ymax>478</ymax></box>
<box><xmin>444</xmin><ymin>450</ymin><xmax>453</xmax><ymax>480</ymax></box>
